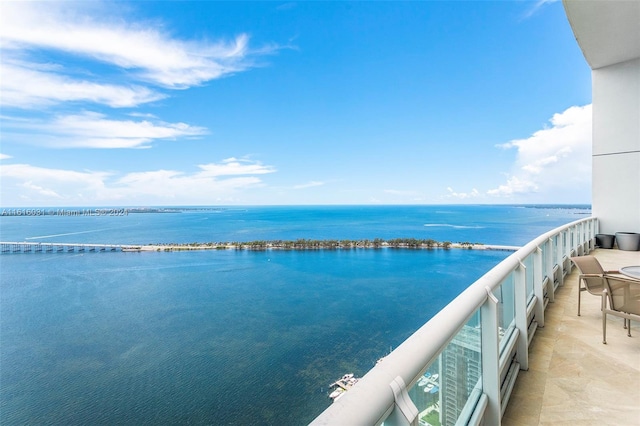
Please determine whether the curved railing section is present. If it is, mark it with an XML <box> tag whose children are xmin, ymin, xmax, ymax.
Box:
<box><xmin>311</xmin><ymin>216</ymin><xmax>598</xmax><ymax>426</ymax></box>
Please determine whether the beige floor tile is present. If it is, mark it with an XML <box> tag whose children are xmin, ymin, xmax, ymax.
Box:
<box><xmin>502</xmin><ymin>249</ymin><xmax>640</xmax><ymax>426</ymax></box>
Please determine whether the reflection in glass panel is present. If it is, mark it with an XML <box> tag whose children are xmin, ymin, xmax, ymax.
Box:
<box><xmin>570</xmin><ymin>228</ymin><xmax>575</xmax><ymax>248</ymax></box>
<box><xmin>524</xmin><ymin>255</ymin><xmax>534</xmax><ymax>302</ymax></box>
<box><xmin>540</xmin><ymin>244</ymin><xmax>549</xmax><ymax>284</ymax></box>
<box><xmin>495</xmin><ymin>274</ymin><xmax>515</xmax><ymax>345</ymax></box>
<box><xmin>408</xmin><ymin>312</ymin><xmax>482</xmax><ymax>426</ymax></box>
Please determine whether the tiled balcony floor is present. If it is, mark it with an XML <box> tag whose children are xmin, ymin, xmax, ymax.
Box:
<box><xmin>502</xmin><ymin>248</ymin><xmax>640</xmax><ymax>425</ymax></box>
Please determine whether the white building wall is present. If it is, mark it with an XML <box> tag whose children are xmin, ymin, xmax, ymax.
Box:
<box><xmin>592</xmin><ymin>58</ymin><xmax>640</xmax><ymax>234</ymax></box>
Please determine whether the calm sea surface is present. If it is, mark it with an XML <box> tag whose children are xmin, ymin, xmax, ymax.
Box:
<box><xmin>0</xmin><ymin>205</ymin><xmax>589</xmax><ymax>424</ymax></box>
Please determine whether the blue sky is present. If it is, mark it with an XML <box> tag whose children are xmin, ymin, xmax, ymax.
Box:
<box><xmin>0</xmin><ymin>1</ymin><xmax>593</xmax><ymax>207</ymax></box>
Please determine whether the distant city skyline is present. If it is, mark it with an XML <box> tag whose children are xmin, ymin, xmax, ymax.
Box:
<box><xmin>0</xmin><ymin>1</ymin><xmax>592</xmax><ymax>207</ymax></box>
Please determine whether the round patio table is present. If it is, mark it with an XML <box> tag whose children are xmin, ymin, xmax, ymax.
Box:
<box><xmin>620</xmin><ymin>266</ymin><xmax>640</xmax><ymax>280</ymax></box>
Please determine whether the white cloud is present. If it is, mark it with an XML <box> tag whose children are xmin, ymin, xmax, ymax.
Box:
<box><xmin>294</xmin><ymin>181</ymin><xmax>325</xmax><ymax>189</ymax></box>
<box><xmin>1</xmin><ymin>163</ymin><xmax>111</xmax><ymax>183</ymax></box>
<box><xmin>197</xmin><ymin>158</ymin><xmax>276</xmax><ymax>177</ymax></box>
<box><xmin>446</xmin><ymin>187</ymin><xmax>480</xmax><ymax>200</ymax></box>
<box><xmin>0</xmin><ymin>1</ymin><xmax>271</xmax><ymax>90</ymax></box>
<box><xmin>383</xmin><ymin>189</ymin><xmax>419</xmax><ymax>196</ymax></box>
<box><xmin>21</xmin><ymin>182</ymin><xmax>64</xmax><ymax>199</ymax></box>
<box><xmin>0</xmin><ymin>1</ymin><xmax>283</xmax><ymax>157</ymax></box>
<box><xmin>0</xmin><ymin>60</ymin><xmax>165</xmax><ymax>108</ymax></box>
<box><xmin>522</xmin><ymin>0</ymin><xmax>561</xmax><ymax>19</ymax></box>
<box><xmin>487</xmin><ymin>104</ymin><xmax>592</xmax><ymax>200</ymax></box>
<box><xmin>5</xmin><ymin>111</ymin><xmax>207</xmax><ymax>149</ymax></box>
<box><xmin>0</xmin><ymin>1</ymin><xmax>281</xmax><ymax>153</ymax></box>
<box><xmin>0</xmin><ymin>158</ymin><xmax>276</xmax><ymax>205</ymax></box>
<box><xmin>1</xmin><ymin>164</ymin><xmax>112</xmax><ymax>203</ymax></box>
<box><xmin>0</xmin><ymin>153</ymin><xmax>13</xmax><ymax>160</ymax></box>
<box><xmin>486</xmin><ymin>177</ymin><xmax>539</xmax><ymax>197</ymax></box>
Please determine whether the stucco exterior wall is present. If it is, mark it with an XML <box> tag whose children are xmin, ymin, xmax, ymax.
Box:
<box><xmin>592</xmin><ymin>58</ymin><xmax>640</xmax><ymax>234</ymax></box>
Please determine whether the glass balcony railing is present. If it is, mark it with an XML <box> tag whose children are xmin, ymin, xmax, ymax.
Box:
<box><xmin>311</xmin><ymin>217</ymin><xmax>598</xmax><ymax>426</ymax></box>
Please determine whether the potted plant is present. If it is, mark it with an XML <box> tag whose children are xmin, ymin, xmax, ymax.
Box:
<box><xmin>615</xmin><ymin>232</ymin><xmax>640</xmax><ymax>251</ymax></box>
<box><xmin>595</xmin><ymin>233</ymin><xmax>615</xmax><ymax>249</ymax></box>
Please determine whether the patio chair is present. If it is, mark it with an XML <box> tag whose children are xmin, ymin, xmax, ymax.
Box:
<box><xmin>602</xmin><ymin>274</ymin><xmax>640</xmax><ymax>344</ymax></box>
<box><xmin>570</xmin><ymin>256</ymin><xmax>621</xmax><ymax>316</ymax></box>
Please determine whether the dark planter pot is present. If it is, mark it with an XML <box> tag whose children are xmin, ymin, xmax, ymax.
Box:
<box><xmin>615</xmin><ymin>232</ymin><xmax>640</xmax><ymax>251</ymax></box>
<box><xmin>595</xmin><ymin>234</ymin><xmax>615</xmax><ymax>249</ymax></box>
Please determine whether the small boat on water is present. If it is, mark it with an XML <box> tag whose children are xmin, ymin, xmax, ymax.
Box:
<box><xmin>328</xmin><ymin>373</ymin><xmax>359</xmax><ymax>402</ymax></box>
<box><xmin>328</xmin><ymin>388</ymin><xmax>345</xmax><ymax>400</ymax></box>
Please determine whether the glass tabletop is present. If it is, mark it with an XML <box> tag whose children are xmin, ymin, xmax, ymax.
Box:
<box><xmin>620</xmin><ymin>266</ymin><xmax>640</xmax><ymax>279</ymax></box>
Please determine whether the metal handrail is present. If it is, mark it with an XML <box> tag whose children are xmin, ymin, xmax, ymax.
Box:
<box><xmin>311</xmin><ymin>216</ymin><xmax>597</xmax><ymax>425</ymax></box>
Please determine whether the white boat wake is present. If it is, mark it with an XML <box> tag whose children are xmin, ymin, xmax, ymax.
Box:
<box><xmin>423</xmin><ymin>223</ymin><xmax>484</xmax><ymax>229</ymax></box>
<box><xmin>26</xmin><ymin>228</ymin><xmax>114</xmax><ymax>240</ymax></box>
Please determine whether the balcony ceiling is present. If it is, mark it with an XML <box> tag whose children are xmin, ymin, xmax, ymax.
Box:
<box><xmin>563</xmin><ymin>0</ymin><xmax>640</xmax><ymax>69</ymax></box>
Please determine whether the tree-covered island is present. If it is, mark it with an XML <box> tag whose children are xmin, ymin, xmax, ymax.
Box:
<box><xmin>135</xmin><ymin>238</ymin><xmax>498</xmax><ymax>252</ymax></box>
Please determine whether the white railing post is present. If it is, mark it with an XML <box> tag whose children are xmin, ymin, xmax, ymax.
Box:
<box><xmin>564</xmin><ymin>229</ymin><xmax>572</xmax><ymax>270</ymax></box>
<box><xmin>386</xmin><ymin>377</ymin><xmax>418</xmax><ymax>426</ymax></box>
<box><xmin>578</xmin><ymin>222</ymin><xmax>584</xmax><ymax>254</ymax></box>
<box><xmin>481</xmin><ymin>287</ymin><xmax>501</xmax><ymax>426</ymax></box>
<box><xmin>590</xmin><ymin>218</ymin><xmax>597</xmax><ymax>252</ymax></box>
<box><xmin>546</xmin><ymin>238</ymin><xmax>555</xmax><ymax>303</ymax></box>
<box><xmin>514</xmin><ymin>262</ymin><xmax>529</xmax><ymax>370</ymax></box>
<box><xmin>533</xmin><ymin>247</ymin><xmax>545</xmax><ymax>327</ymax></box>
<box><xmin>556</xmin><ymin>233</ymin><xmax>564</xmax><ymax>287</ymax></box>
<box><xmin>569</xmin><ymin>226</ymin><xmax>574</xmax><ymax>255</ymax></box>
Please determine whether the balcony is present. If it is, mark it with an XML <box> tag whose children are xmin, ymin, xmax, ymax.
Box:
<box><xmin>503</xmin><ymin>247</ymin><xmax>640</xmax><ymax>425</ymax></box>
<box><xmin>311</xmin><ymin>217</ymin><xmax>640</xmax><ymax>425</ymax></box>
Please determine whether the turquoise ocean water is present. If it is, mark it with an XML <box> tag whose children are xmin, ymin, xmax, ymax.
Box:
<box><xmin>0</xmin><ymin>205</ymin><xmax>589</xmax><ymax>424</ymax></box>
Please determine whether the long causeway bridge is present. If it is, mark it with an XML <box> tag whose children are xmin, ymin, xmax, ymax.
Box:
<box><xmin>1</xmin><ymin>242</ymin><xmax>142</xmax><ymax>253</ymax></box>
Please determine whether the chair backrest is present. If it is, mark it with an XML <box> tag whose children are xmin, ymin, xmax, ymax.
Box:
<box><xmin>570</xmin><ymin>256</ymin><xmax>606</xmax><ymax>293</ymax></box>
<box><xmin>570</xmin><ymin>256</ymin><xmax>604</xmax><ymax>275</ymax></box>
<box><xmin>604</xmin><ymin>276</ymin><xmax>640</xmax><ymax>316</ymax></box>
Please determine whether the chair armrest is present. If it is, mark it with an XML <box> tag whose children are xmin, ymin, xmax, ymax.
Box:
<box><xmin>606</xmin><ymin>274</ymin><xmax>640</xmax><ymax>284</ymax></box>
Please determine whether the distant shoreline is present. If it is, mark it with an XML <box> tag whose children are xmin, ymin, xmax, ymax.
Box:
<box><xmin>131</xmin><ymin>239</ymin><xmax>521</xmax><ymax>252</ymax></box>
<box><xmin>1</xmin><ymin>239</ymin><xmax>521</xmax><ymax>254</ymax></box>
<box><xmin>0</xmin><ymin>204</ymin><xmax>592</xmax><ymax>217</ymax></box>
